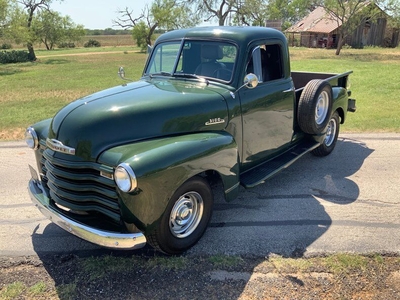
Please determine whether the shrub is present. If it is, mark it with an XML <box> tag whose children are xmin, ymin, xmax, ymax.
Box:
<box><xmin>58</xmin><ymin>42</ymin><xmax>76</xmax><ymax>49</ymax></box>
<box><xmin>84</xmin><ymin>39</ymin><xmax>101</xmax><ymax>48</ymax></box>
<box><xmin>0</xmin><ymin>50</ymin><xmax>30</xmax><ymax>64</ymax></box>
<box><xmin>1</xmin><ymin>43</ymin><xmax>12</xmax><ymax>50</ymax></box>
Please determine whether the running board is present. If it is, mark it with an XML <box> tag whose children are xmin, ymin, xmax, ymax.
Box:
<box><xmin>240</xmin><ymin>140</ymin><xmax>320</xmax><ymax>188</ymax></box>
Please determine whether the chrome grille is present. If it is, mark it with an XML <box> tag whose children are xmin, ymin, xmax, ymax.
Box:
<box><xmin>40</xmin><ymin>149</ymin><xmax>121</xmax><ymax>223</ymax></box>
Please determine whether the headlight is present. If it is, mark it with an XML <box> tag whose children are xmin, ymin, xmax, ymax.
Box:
<box><xmin>114</xmin><ymin>163</ymin><xmax>137</xmax><ymax>193</ymax></box>
<box><xmin>25</xmin><ymin>127</ymin><xmax>39</xmax><ymax>150</ymax></box>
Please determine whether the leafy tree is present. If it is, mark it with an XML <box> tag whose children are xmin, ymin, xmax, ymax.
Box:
<box><xmin>16</xmin><ymin>0</ymin><xmax>63</xmax><ymax>60</ymax></box>
<box><xmin>0</xmin><ymin>0</ymin><xmax>9</xmax><ymax>29</ymax></box>
<box><xmin>268</xmin><ymin>0</ymin><xmax>314</xmax><ymax>30</ymax></box>
<box><xmin>32</xmin><ymin>10</ymin><xmax>84</xmax><ymax>50</ymax></box>
<box><xmin>189</xmin><ymin>0</ymin><xmax>238</xmax><ymax>26</ymax></box>
<box><xmin>114</xmin><ymin>0</ymin><xmax>200</xmax><ymax>49</ymax></box>
<box><xmin>132</xmin><ymin>20</ymin><xmax>149</xmax><ymax>51</ymax></box>
<box><xmin>237</xmin><ymin>0</ymin><xmax>269</xmax><ymax>26</ymax></box>
<box><xmin>0</xmin><ymin>0</ymin><xmax>17</xmax><ymax>36</ymax></box>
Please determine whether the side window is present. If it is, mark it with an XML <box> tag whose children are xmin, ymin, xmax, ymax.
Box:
<box><xmin>262</xmin><ymin>44</ymin><xmax>283</xmax><ymax>81</ymax></box>
<box><xmin>247</xmin><ymin>44</ymin><xmax>284</xmax><ymax>82</ymax></box>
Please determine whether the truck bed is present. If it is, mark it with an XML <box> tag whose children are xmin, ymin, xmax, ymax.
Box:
<box><xmin>292</xmin><ymin>71</ymin><xmax>352</xmax><ymax>101</ymax></box>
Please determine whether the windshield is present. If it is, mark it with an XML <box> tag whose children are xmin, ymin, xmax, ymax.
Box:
<box><xmin>144</xmin><ymin>40</ymin><xmax>237</xmax><ymax>82</ymax></box>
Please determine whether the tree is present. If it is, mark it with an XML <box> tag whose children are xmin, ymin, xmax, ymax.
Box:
<box><xmin>132</xmin><ymin>20</ymin><xmax>149</xmax><ymax>51</ymax></box>
<box><xmin>189</xmin><ymin>0</ymin><xmax>238</xmax><ymax>26</ymax></box>
<box><xmin>236</xmin><ymin>0</ymin><xmax>269</xmax><ymax>26</ymax></box>
<box><xmin>32</xmin><ymin>10</ymin><xmax>84</xmax><ymax>50</ymax></box>
<box><xmin>17</xmin><ymin>0</ymin><xmax>62</xmax><ymax>60</ymax></box>
<box><xmin>0</xmin><ymin>0</ymin><xmax>17</xmax><ymax>36</ymax></box>
<box><xmin>0</xmin><ymin>0</ymin><xmax>9</xmax><ymax>29</ymax></box>
<box><xmin>114</xmin><ymin>0</ymin><xmax>200</xmax><ymax>49</ymax></box>
<box><xmin>268</xmin><ymin>0</ymin><xmax>314</xmax><ymax>30</ymax></box>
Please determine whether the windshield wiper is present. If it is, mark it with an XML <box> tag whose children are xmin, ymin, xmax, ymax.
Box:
<box><xmin>172</xmin><ymin>73</ymin><xmax>209</xmax><ymax>84</ymax></box>
<box><xmin>149</xmin><ymin>71</ymin><xmax>173</xmax><ymax>78</ymax></box>
<box><xmin>172</xmin><ymin>73</ymin><xmax>199</xmax><ymax>79</ymax></box>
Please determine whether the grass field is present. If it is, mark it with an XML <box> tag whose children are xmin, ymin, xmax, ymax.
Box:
<box><xmin>0</xmin><ymin>45</ymin><xmax>399</xmax><ymax>140</ymax></box>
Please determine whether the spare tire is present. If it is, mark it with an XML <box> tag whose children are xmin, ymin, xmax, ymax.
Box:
<box><xmin>297</xmin><ymin>79</ymin><xmax>333</xmax><ymax>135</ymax></box>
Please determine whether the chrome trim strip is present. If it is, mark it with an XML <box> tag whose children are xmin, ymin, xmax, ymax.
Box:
<box><xmin>28</xmin><ymin>179</ymin><xmax>147</xmax><ymax>250</ymax></box>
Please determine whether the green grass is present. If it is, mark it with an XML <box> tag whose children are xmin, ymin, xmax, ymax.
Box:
<box><xmin>0</xmin><ymin>46</ymin><xmax>399</xmax><ymax>140</ymax></box>
<box><xmin>0</xmin><ymin>47</ymin><xmax>146</xmax><ymax>140</ymax></box>
<box><xmin>82</xmin><ymin>255</ymin><xmax>141</xmax><ymax>280</ymax></box>
<box><xmin>208</xmin><ymin>254</ymin><xmax>245</xmax><ymax>268</ymax></box>
<box><xmin>0</xmin><ymin>281</ymin><xmax>25</xmax><ymax>299</ymax></box>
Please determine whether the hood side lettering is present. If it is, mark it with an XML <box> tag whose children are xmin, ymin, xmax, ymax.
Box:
<box><xmin>46</xmin><ymin>138</ymin><xmax>76</xmax><ymax>155</ymax></box>
<box><xmin>205</xmin><ymin>118</ymin><xmax>225</xmax><ymax>126</ymax></box>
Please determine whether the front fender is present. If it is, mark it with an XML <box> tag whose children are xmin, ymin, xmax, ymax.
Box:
<box><xmin>98</xmin><ymin>132</ymin><xmax>239</xmax><ymax>233</ymax></box>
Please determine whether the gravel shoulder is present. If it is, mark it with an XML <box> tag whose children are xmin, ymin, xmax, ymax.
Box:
<box><xmin>1</xmin><ymin>253</ymin><xmax>400</xmax><ymax>299</ymax></box>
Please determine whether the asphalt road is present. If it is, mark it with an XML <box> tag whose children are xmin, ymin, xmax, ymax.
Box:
<box><xmin>1</xmin><ymin>133</ymin><xmax>399</xmax><ymax>258</ymax></box>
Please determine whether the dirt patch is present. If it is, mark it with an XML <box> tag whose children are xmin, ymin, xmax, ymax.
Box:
<box><xmin>36</xmin><ymin>50</ymin><xmax>135</xmax><ymax>59</ymax></box>
<box><xmin>1</xmin><ymin>254</ymin><xmax>399</xmax><ymax>299</ymax></box>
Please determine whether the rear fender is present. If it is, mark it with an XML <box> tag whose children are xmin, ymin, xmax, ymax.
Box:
<box><xmin>332</xmin><ymin>86</ymin><xmax>348</xmax><ymax>123</ymax></box>
<box><xmin>98</xmin><ymin>132</ymin><xmax>239</xmax><ymax>233</ymax></box>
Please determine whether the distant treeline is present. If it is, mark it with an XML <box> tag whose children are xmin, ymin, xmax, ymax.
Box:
<box><xmin>85</xmin><ymin>28</ymin><xmax>131</xmax><ymax>35</ymax></box>
<box><xmin>85</xmin><ymin>28</ymin><xmax>166</xmax><ymax>36</ymax></box>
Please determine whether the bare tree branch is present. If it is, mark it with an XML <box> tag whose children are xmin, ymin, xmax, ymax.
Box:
<box><xmin>112</xmin><ymin>7</ymin><xmax>144</xmax><ymax>28</ymax></box>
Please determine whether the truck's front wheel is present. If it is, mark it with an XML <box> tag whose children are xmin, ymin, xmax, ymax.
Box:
<box><xmin>312</xmin><ymin>111</ymin><xmax>340</xmax><ymax>156</ymax></box>
<box><xmin>147</xmin><ymin>176</ymin><xmax>213</xmax><ymax>255</ymax></box>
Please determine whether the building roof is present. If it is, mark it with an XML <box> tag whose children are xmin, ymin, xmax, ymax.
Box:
<box><xmin>286</xmin><ymin>6</ymin><xmax>341</xmax><ymax>34</ymax></box>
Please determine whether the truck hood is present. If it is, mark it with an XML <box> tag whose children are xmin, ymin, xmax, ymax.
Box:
<box><xmin>48</xmin><ymin>79</ymin><xmax>230</xmax><ymax>160</ymax></box>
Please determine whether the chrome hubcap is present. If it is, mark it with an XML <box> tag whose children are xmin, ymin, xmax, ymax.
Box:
<box><xmin>315</xmin><ymin>91</ymin><xmax>329</xmax><ymax>125</ymax></box>
<box><xmin>324</xmin><ymin>117</ymin><xmax>337</xmax><ymax>147</ymax></box>
<box><xmin>169</xmin><ymin>192</ymin><xmax>204</xmax><ymax>238</ymax></box>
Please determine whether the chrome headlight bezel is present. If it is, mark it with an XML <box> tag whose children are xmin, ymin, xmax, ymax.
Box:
<box><xmin>25</xmin><ymin>127</ymin><xmax>39</xmax><ymax>150</ymax></box>
<box><xmin>114</xmin><ymin>163</ymin><xmax>137</xmax><ymax>193</ymax></box>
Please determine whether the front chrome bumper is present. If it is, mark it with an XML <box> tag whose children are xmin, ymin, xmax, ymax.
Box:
<box><xmin>28</xmin><ymin>178</ymin><xmax>147</xmax><ymax>250</ymax></box>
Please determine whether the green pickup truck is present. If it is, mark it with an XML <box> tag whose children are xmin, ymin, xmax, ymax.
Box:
<box><xmin>26</xmin><ymin>26</ymin><xmax>356</xmax><ymax>255</ymax></box>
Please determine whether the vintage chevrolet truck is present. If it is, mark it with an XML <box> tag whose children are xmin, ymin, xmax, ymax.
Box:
<box><xmin>26</xmin><ymin>26</ymin><xmax>356</xmax><ymax>254</ymax></box>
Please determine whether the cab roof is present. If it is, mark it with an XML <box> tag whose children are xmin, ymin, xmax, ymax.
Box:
<box><xmin>155</xmin><ymin>26</ymin><xmax>287</xmax><ymax>46</ymax></box>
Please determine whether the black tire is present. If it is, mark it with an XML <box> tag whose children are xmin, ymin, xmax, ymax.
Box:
<box><xmin>312</xmin><ymin>111</ymin><xmax>340</xmax><ymax>157</ymax></box>
<box><xmin>298</xmin><ymin>79</ymin><xmax>333</xmax><ymax>135</ymax></box>
<box><xmin>147</xmin><ymin>176</ymin><xmax>213</xmax><ymax>255</ymax></box>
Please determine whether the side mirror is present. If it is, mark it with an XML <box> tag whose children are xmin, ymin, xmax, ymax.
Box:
<box><xmin>244</xmin><ymin>73</ymin><xmax>258</xmax><ymax>89</ymax></box>
<box><xmin>231</xmin><ymin>73</ymin><xmax>259</xmax><ymax>98</ymax></box>
<box><xmin>118</xmin><ymin>66</ymin><xmax>126</xmax><ymax>80</ymax></box>
<box><xmin>118</xmin><ymin>66</ymin><xmax>132</xmax><ymax>82</ymax></box>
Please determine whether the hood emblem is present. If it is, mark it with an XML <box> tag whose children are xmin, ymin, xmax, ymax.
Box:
<box><xmin>205</xmin><ymin>118</ymin><xmax>225</xmax><ymax>126</ymax></box>
<box><xmin>46</xmin><ymin>138</ymin><xmax>76</xmax><ymax>155</ymax></box>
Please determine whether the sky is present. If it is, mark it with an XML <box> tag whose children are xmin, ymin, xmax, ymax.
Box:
<box><xmin>51</xmin><ymin>0</ymin><xmax>152</xmax><ymax>29</ymax></box>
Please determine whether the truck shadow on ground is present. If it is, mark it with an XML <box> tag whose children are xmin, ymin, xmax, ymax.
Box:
<box><xmin>31</xmin><ymin>137</ymin><xmax>374</xmax><ymax>299</ymax></box>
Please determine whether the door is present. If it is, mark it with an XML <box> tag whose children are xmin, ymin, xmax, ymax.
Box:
<box><xmin>239</xmin><ymin>43</ymin><xmax>295</xmax><ymax>170</ymax></box>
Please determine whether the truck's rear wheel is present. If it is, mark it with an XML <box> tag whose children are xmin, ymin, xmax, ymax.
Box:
<box><xmin>312</xmin><ymin>111</ymin><xmax>340</xmax><ymax>157</ymax></box>
<box><xmin>147</xmin><ymin>176</ymin><xmax>213</xmax><ymax>255</ymax></box>
<box><xmin>298</xmin><ymin>80</ymin><xmax>333</xmax><ymax>135</ymax></box>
